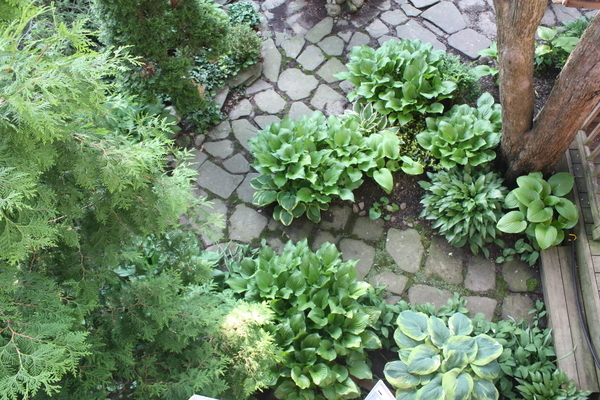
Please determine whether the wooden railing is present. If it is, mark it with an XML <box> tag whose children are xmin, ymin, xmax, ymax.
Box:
<box><xmin>575</xmin><ymin>101</ymin><xmax>600</xmax><ymax>240</ymax></box>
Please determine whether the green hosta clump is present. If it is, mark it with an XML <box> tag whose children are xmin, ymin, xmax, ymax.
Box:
<box><xmin>336</xmin><ymin>39</ymin><xmax>457</xmax><ymax>125</ymax></box>
<box><xmin>416</xmin><ymin>93</ymin><xmax>502</xmax><ymax>169</ymax></box>
<box><xmin>226</xmin><ymin>239</ymin><xmax>393</xmax><ymax>400</ymax></box>
<box><xmin>385</xmin><ymin>311</ymin><xmax>503</xmax><ymax>400</ymax></box>
<box><xmin>249</xmin><ymin>111</ymin><xmax>422</xmax><ymax>225</ymax></box>
<box><xmin>419</xmin><ymin>166</ymin><xmax>508</xmax><ymax>258</ymax></box>
<box><xmin>496</xmin><ymin>172</ymin><xmax>578</xmax><ymax>259</ymax></box>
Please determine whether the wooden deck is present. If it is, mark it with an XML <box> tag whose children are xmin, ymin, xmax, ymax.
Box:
<box><xmin>539</xmin><ymin>142</ymin><xmax>600</xmax><ymax>392</ymax></box>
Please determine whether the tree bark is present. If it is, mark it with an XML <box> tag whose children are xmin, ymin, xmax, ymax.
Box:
<box><xmin>493</xmin><ymin>0</ymin><xmax>547</xmax><ymax>178</ymax></box>
<box><xmin>503</xmin><ymin>13</ymin><xmax>600</xmax><ymax>178</ymax></box>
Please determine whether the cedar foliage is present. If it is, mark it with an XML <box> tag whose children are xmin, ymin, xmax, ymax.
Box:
<box><xmin>92</xmin><ymin>0</ymin><xmax>232</xmax><ymax>114</ymax></box>
<box><xmin>0</xmin><ymin>4</ymin><xmax>277</xmax><ymax>399</ymax></box>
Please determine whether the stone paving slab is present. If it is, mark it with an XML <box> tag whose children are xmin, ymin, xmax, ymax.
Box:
<box><xmin>318</xmin><ymin>36</ymin><xmax>345</xmax><ymax>56</ymax></box>
<box><xmin>289</xmin><ymin>102</ymin><xmax>314</xmax><ymax>119</ymax></box>
<box><xmin>448</xmin><ymin>29</ymin><xmax>492</xmax><ymax>59</ymax></box>
<box><xmin>229</xmin><ymin>204</ymin><xmax>268</xmax><ymax>243</ymax></box>
<box><xmin>316</xmin><ymin>58</ymin><xmax>347</xmax><ymax>83</ymax></box>
<box><xmin>381</xmin><ymin>9</ymin><xmax>409</xmax><ymax>26</ymax></box>
<box><xmin>236</xmin><ymin>173</ymin><xmax>259</xmax><ymax>203</ymax></box>
<box><xmin>421</xmin><ymin>1</ymin><xmax>466</xmax><ymax>34</ymax></box>
<box><xmin>223</xmin><ymin>154</ymin><xmax>250</xmax><ymax>174</ymax></box>
<box><xmin>298</xmin><ymin>45</ymin><xmax>326</xmax><ymax>71</ymax></box>
<box><xmin>306</xmin><ymin>17</ymin><xmax>334</xmax><ymax>43</ymax></box>
<box><xmin>386</xmin><ymin>228</ymin><xmax>423</xmax><ymax>273</ymax></box>
<box><xmin>196</xmin><ymin>161</ymin><xmax>244</xmax><ymax>199</ymax></box>
<box><xmin>424</xmin><ymin>236</ymin><xmax>465</xmax><ymax>285</ymax></box>
<box><xmin>353</xmin><ymin>217</ymin><xmax>385</xmax><ymax>241</ymax></box>
<box><xmin>203</xmin><ymin>140</ymin><xmax>234</xmax><ymax>159</ymax></box>
<box><xmin>310</xmin><ymin>84</ymin><xmax>347</xmax><ymax>115</ymax></box>
<box><xmin>396</xmin><ymin>20</ymin><xmax>446</xmax><ymax>51</ymax></box>
<box><xmin>408</xmin><ymin>284</ymin><xmax>452</xmax><ymax>310</ymax></box>
<box><xmin>502</xmin><ymin>260</ymin><xmax>540</xmax><ymax>292</ymax></box>
<box><xmin>278</xmin><ymin>68</ymin><xmax>319</xmax><ymax>100</ymax></box>
<box><xmin>340</xmin><ymin>238</ymin><xmax>376</xmax><ymax>280</ymax></box>
<box><xmin>231</xmin><ymin>119</ymin><xmax>258</xmax><ymax>151</ymax></box>
<box><xmin>228</xmin><ymin>99</ymin><xmax>253</xmax><ymax>120</ymax></box>
<box><xmin>502</xmin><ymin>294</ymin><xmax>535</xmax><ymax>324</ymax></box>
<box><xmin>464</xmin><ymin>256</ymin><xmax>496</xmax><ymax>293</ymax></box>
<box><xmin>254</xmin><ymin>89</ymin><xmax>286</xmax><ymax>114</ymax></box>
<box><xmin>208</xmin><ymin>121</ymin><xmax>231</xmax><ymax>140</ymax></box>
<box><xmin>464</xmin><ymin>296</ymin><xmax>497</xmax><ymax>321</ymax></box>
<box><xmin>254</xmin><ymin>115</ymin><xmax>281</xmax><ymax>130</ymax></box>
<box><xmin>370</xmin><ymin>271</ymin><xmax>409</xmax><ymax>295</ymax></box>
<box><xmin>366</xmin><ymin>19</ymin><xmax>389</xmax><ymax>38</ymax></box>
<box><xmin>282</xmin><ymin>35</ymin><xmax>306</xmax><ymax>58</ymax></box>
<box><xmin>260</xmin><ymin>39</ymin><xmax>281</xmax><ymax>82</ymax></box>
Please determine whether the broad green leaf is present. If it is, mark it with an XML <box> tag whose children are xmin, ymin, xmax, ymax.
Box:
<box><xmin>441</xmin><ymin>350</ymin><xmax>469</xmax><ymax>372</ymax></box>
<box><xmin>296</xmin><ymin>187</ymin><xmax>314</xmax><ymax>203</ymax></box>
<box><xmin>302</xmin><ymin>333</ymin><xmax>322</xmax><ymax>349</ymax></box>
<box><xmin>334</xmin><ymin>377</ymin><xmax>361</xmax><ymax>397</ymax></box>
<box><xmin>417</xmin><ymin>375</ymin><xmax>444</xmax><ymax>400</ymax></box>
<box><xmin>339</xmin><ymin>188</ymin><xmax>355</xmax><ymax>202</ymax></box>
<box><xmin>497</xmin><ymin>211</ymin><xmax>527</xmax><ymax>234</ymax></box>
<box><xmin>310</xmin><ymin>363</ymin><xmax>329</xmax><ymax>386</ymax></box>
<box><xmin>428</xmin><ymin>316</ymin><xmax>450</xmax><ymax>348</ymax></box>
<box><xmin>472</xmin><ymin>334</ymin><xmax>503</xmax><ymax>366</ymax></box>
<box><xmin>526</xmin><ymin>199</ymin><xmax>553</xmax><ymax>223</ymax></box>
<box><xmin>449</xmin><ymin>313</ymin><xmax>472</xmax><ymax>336</ymax></box>
<box><xmin>384</xmin><ymin>360</ymin><xmax>420</xmax><ymax>389</ymax></box>
<box><xmin>471</xmin><ymin>360</ymin><xmax>501</xmax><ymax>380</ymax></box>
<box><xmin>397</xmin><ymin>311</ymin><xmax>429</xmax><ymax>341</ymax></box>
<box><xmin>396</xmin><ymin>388</ymin><xmax>418</xmax><ymax>400</ymax></box>
<box><xmin>225</xmin><ymin>276</ymin><xmax>248</xmax><ymax>293</ymax></box>
<box><xmin>290</xmin><ymin>314</ymin><xmax>306</xmax><ymax>334</ymax></box>
<box><xmin>442</xmin><ymin>369</ymin><xmax>473</xmax><ymax>400</ymax></box>
<box><xmin>373</xmin><ymin>168</ymin><xmax>394</xmax><ymax>194</ymax></box>
<box><xmin>476</xmin><ymin>92</ymin><xmax>495</xmax><ymax>108</ymax></box>
<box><xmin>401</xmin><ymin>156</ymin><xmax>424</xmax><ymax>175</ymax></box>
<box><xmin>537</xmin><ymin>26</ymin><xmax>557</xmax><ymax>41</ymax></box>
<box><xmin>348</xmin><ymin>360</ymin><xmax>372</xmax><ymax>380</ymax></box>
<box><xmin>516</xmin><ymin>175</ymin><xmax>543</xmax><ymax>192</ymax></box>
<box><xmin>344</xmin><ymin>312</ymin><xmax>370</xmax><ymax>335</ymax></box>
<box><xmin>472</xmin><ymin>377</ymin><xmax>499</xmax><ymax>400</ymax></box>
<box><xmin>291</xmin><ymin>366</ymin><xmax>311</xmax><ymax>389</ymax></box>
<box><xmin>394</xmin><ymin>328</ymin><xmax>424</xmax><ymax>349</ymax></box>
<box><xmin>348</xmin><ymin>281</ymin><xmax>370</xmax><ymax>299</ymax></box>
<box><xmin>286</xmin><ymin>271</ymin><xmax>307</xmax><ymax>295</ymax></box>
<box><xmin>255</xmin><ymin>270</ymin><xmax>273</xmax><ymax>292</ymax></box>
<box><xmin>444</xmin><ymin>336</ymin><xmax>477</xmax><ymax>362</ymax></box>
<box><xmin>253</xmin><ymin>190</ymin><xmax>278</xmax><ymax>206</ymax></box>
<box><xmin>407</xmin><ymin>344</ymin><xmax>441</xmax><ymax>375</ymax></box>
<box><xmin>555</xmin><ymin>198</ymin><xmax>578</xmax><ymax>222</ymax></box>
<box><xmin>341</xmin><ymin>333</ymin><xmax>362</xmax><ymax>348</ymax></box>
<box><xmin>274</xmin><ymin>381</ymin><xmax>301</xmax><ymax>400</ymax></box>
<box><xmin>360</xmin><ymin>329</ymin><xmax>382</xmax><ymax>350</ymax></box>
<box><xmin>512</xmin><ymin>187</ymin><xmax>540</xmax><ymax>206</ymax></box>
<box><xmin>317</xmin><ymin>340</ymin><xmax>337</xmax><ymax>361</ymax></box>
<box><xmin>308</xmin><ymin>307</ymin><xmax>328</xmax><ymax>327</ymax></box>
<box><xmin>535</xmin><ymin>223</ymin><xmax>557</xmax><ymax>249</ymax></box>
<box><xmin>548</xmin><ymin>172</ymin><xmax>574</xmax><ymax>196</ymax></box>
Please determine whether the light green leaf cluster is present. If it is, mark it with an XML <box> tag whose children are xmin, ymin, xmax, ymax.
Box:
<box><xmin>226</xmin><ymin>239</ymin><xmax>394</xmax><ymax>400</ymax></box>
<box><xmin>249</xmin><ymin>111</ymin><xmax>422</xmax><ymax>225</ymax></box>
<box><xmin>534</xmin><ymin>17</ymin><xmax>589</xmax><ymax>72</ymax></box>
<box><xmin>419</xmin><ymin>166</ymin><xmax>508</xmax><ymax>258</ymax></box>
<box><xmin>384</xmin><ymin>311</ymin><xmax>503</xmax><ymax>400</ymax></box>
<box><xmin>417</xmin><ymin>93</ymin><xmax>502</xmax><ymax>169</ymax></box>
<box><xmin>336</xmin><ymin>39</ymin><xmax>457</xmax><ymax>125</ymax></box>
<box><xmin>496</xmin><ymin>172</ymin><xmax>578</xmax><ymax>253</ymax></box>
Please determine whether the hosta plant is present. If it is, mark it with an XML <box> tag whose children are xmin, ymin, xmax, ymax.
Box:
<box><xmin>249</xmin><ymin>111</ymin><xmax>422</xmax><ymax>225</ymax></box>
<box><xmin>226</xmin><ymin>240</ymin><xmax>391</xmax><ymax>400</ymax></box>
<box><xmin>384</xmin><ymin>310</ymin><xmax>503</xmax><ymax>400</ymax></box>
<box><xmin>419</xmin><ymin>166</ymin><xmax>508</xmax><ymax>258</ymax></box>
<box><xmin>496</xmin><ymin>171</ymin><xmax>578</xmax><ymax>256</ymax></box>
<box><xmin>336</xmin><ymin>39</ymin><xmax>457</xmax><ymax>125</ymax></box>
<box><xmin>416</xmin><ymin>92</ymin><xmax>502</xmax><ymax>169</ymax></box>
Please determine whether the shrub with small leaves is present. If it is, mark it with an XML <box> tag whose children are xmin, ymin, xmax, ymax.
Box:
<box><xmin>384</xmin><ymin>310</ymin><xmax>503</xmax><ymax>400</ymax></box>
<box><xmin>336</xmin><ymin>39</ymin><xmax>457</xmax><ymax>125</ymax></box>
<box><xmin>227</xmin><ymin>1</ymin><xmax>260</xmax><ymax>27</ymax></box>
<box><xmin>419</xmin><ymin>166</ymin><xmax>507</xmax><ymax>258</ymax></box>
<box><xmin>226</xmin><ymin>239</ymin><xmax>393</xmax><ymax>400</ymax></box>
<box><xmin>496</xmin><ymin>171</ymin><xmax>578</xmax><ymax>264</ymax></box>
<box><xmin>416</xmin><ymin>92</ymin><xmax>502</xmax><ymax>169</ymax></box>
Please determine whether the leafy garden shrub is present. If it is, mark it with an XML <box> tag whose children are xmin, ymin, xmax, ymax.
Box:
<box><xmin>472</xmin><ymin>301</ymin><xmax>590</xmax><ymax>400</ymax></box>
<box><xmin>438</xmin><ymin>53</ymin><xmax>482</xmax><ymax>104</ymax></box>
<box><xmin>473</xmin><ymin>42</ymin><xmax>499</xmax><ymax>82</ymax></box>
<box><xmin>228</xmin><ymin>1</ymin><xmax>260</xmax><ymax>27</ymax></box>
<box><xmin>336</xmin><ymin>39</ymin><xmax>457</xmax><ymax>125</ymax></box>
<box><xmin>0</xmin><ymin>7</ymin><xmax>279</xmax><ymax>398</ymax></box>
<box><xmin>496</xmin><ymin>172</ymin><xmax>578</xmax><ymax>264</ymax></box>
<box><xmin>416</xmin><ymin>92</ymin><xmax>502</xmax><ymax>169</ymax></box>
<box><xmin>384</xmin><ymin>310</ymin><xmax>503</xmax><ymax>400</ymax></box>
<box><xmin>419</xmin><ymin>166</ymin><xmax>508</xmax><ymax>258</ymax></box>
<box><xmin>535</xmin><ymin>17</ymin><xmax>589</xmax><ymax>73</ymax></box>
<box><xmin>93</xmin><ymin>0</ymin><xmax>232</xmax><ymax>115</ymax></box>
<box><xmin>249</xmin><ymin>111</ymin><xmax>423</xmax><ymax>225</ymax></box>
<box><xmin>226</xmin><ymin>239</ymin><xmax>396</xmax><ymax>400</ymax></box>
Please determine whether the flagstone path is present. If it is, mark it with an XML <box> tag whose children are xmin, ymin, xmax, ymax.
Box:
<box><xmin>190</xmin><ymin>0</ymin><xmax>596</xmax><ymax>322</ymax></box>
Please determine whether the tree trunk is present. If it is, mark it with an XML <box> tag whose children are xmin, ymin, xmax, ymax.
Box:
<box><xmin>493</xmin><ymin>0</ymin><xmax>547</xmax><ymax>178</ymax></box>
<box><xmin>503</xmin><ymin>13</ymin><xmax>600</xmax><ymax>178</ymax></box>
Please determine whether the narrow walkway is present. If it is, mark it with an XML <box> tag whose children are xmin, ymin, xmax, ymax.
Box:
<box><xmin>190</xmin><ymin>0</ymin><xmax>595</xmax><ymax>321</ymax></box>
